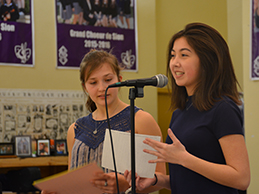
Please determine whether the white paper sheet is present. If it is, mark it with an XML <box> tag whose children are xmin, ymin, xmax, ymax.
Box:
<box><xmin>102</xmin><ymin>129</ymin><xmax>161</xmax><ymax>178</ymax></box>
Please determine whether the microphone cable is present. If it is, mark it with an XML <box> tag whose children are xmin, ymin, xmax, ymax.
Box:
<box><xmin>105</xmin><ymin>86</ymin><xmax>120</xmax><ymax>194</ymax></box>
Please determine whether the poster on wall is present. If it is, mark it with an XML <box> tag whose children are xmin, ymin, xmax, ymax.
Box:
<box><xmin>0</xmin><ymin>89</ymin><xmax>87</xmax><ymax>143</ymax></box>
<box><xmin>0</xmin><ymin>0</ymin><xmax>34</xmax><ymax>67</ymax></box>
<box><xmin>252</xmin><ymin>0</ymin><xmax>259</xmax><ymax>80</ymax></box>
<box><xmin>55</xmin><ymin>0</ymin><xmax>137</xmax><ymax>71</ymax></box>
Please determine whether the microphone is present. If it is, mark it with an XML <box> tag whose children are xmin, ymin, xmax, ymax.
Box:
<box><xmin>108</xmin><ymin>74</ymin><xmax>168</xmax><ymax>88</ymax></box>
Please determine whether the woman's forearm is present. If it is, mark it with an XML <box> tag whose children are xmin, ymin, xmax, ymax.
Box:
<box><xmin>181</xmin><ymin>150</ymin><xmax>250</xmax><ymax>190</ymax></box>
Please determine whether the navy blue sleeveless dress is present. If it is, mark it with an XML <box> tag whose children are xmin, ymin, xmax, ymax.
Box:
<box><xmin>70</xmin><ymin>106</ymin><xmax>140</xmax><ymax>171</ymax></box>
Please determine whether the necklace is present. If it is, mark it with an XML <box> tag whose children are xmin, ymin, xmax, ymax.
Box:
<box><xmin>92</xmin><ymin>103</ymin><xmax>124</xmax><ymax>134</ymax></box>
<box><xmin>186</xmin><ymin>102</ymin><xmax>193</xmax><ymax>111</ymax></box>
<box><xmin>93</xmin><ymin>120</ymin><xmax>105</xmax><ymax>134</ymax></box>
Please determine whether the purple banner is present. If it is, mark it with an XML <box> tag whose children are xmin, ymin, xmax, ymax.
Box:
<box><xmin>0</xmin><ymin>0</ymin><xmax>34</xmax><ymax>67</ymax></box>
<box><xmin>252</xmin><ymin>0</ymin><xmax>259</xmax><ymax>80</ymax></box>
<box><xmin>56</xmin><ymin>0</ymin><xmax>137</xmax><ymax>71</ymax></box>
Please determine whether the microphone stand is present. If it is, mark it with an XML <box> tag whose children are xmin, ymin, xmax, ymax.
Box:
<box><xmin>129</xmin><ymin>87</ymin><xmax>144</xmax><ymax>194</ymax></box>
<box><xmin>105</xmin><ymin>87</ymin><xmax>120</xmax><ymax>194</ymax></box>
<box><xmin>105</xmin><ymin>76</ymin><xmax>167</xmax><ymax>193</ymax></box>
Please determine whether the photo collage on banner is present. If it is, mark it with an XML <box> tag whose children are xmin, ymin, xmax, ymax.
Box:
<box><xmin>0</xmin><ymin>89</ymin><xmax>87</xmax><ymax>143</ymax></box>
<box><xmin>56</xmin><ymin>0</ymin><xmax>137</xmax><ymax>71</ymax></box>
<box><xmin>0</xmin><ymin>0</ymin><xmax>34</xmax><ymax>67</ymax></box>
<box><xmin>252</xmin><ymin>0</ymin><xmax>259</xmax><ymax>80</ymax></box>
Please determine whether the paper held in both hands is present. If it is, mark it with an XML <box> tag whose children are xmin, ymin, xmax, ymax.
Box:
<box><xmin>34</xmin><ymin>129</ymin><xmax>160</xmax><ymax>193</ymax></box>
<box><xmin>102</xmin><ymin>129</ymin><xmax>160</xmax><ymax>178</ymax></box>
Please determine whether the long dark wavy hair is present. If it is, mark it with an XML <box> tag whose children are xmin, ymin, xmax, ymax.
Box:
<box><xmin>166</xmin><ymin>23</ymin><xmax>241</xmax><ymax>111</ymax></box>
<box><xmin>80</xmin><ymin>49</ymin><xmax>121</xmax><ymax>112</ymax></box>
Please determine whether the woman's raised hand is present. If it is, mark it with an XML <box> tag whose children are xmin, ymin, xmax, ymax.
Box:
<box><xmin>143</xmin><ymin>128</ymin><xmax>187</xmax><ymax>165</ymax></box>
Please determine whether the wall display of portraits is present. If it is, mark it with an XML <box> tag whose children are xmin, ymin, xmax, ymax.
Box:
<box><xmin>0</xmin><ymin>89</ymin><xmax>88</xmax><ymax>144</ymax></box>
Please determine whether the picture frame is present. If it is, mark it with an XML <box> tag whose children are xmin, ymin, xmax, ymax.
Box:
<box><xmin>37</xmin><ymin>139</ymin><xmax>50</xmax><ymax>156</ymax></box>
<box><xmin>0</xmin><ymin>143</ymin><xmax>15</xmax><ymax>156</ymax></box>
<box><xmin>15</xmin><ymin>135</ymin><xmax>32</xmax><ymax>157</ymax></box>
<box><xmin>55</xmin><ymin>140</ymin><xmax>67</xmax><ymax>156</ymax></box>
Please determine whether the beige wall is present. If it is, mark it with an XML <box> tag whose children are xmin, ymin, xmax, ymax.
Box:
<box><xmin>227</xmin><ymin>0</ymin><xmax>243</xmax><ymax>89</ymax></box>
<box><xmin>220</xmin><ymin>1</ymin><xmax>259</xmax><ymax>193</ymax></box>
<box><xmin>242</xmin><ymin>0</ymin><xmax>259</xmax><ymax>193</ymax></box>
<box><xmin>156</xmin><ymin>0</ymin><xmax>228</xmax><ymax>76</ymax></box>
<box><xmin>120</xmin><ymin>0</ymin><xmax>158</xmax><ymax>120</ymax></box>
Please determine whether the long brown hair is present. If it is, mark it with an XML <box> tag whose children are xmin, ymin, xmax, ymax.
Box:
<box><xmin>166</xmin><ymin>23</ymin><xmax>241</xmax><ymax>111</ymax></box>
<box><xmin>80</xmin><ymin>49</ymin><xmax>121</xmax><ymax>112</ymax></box>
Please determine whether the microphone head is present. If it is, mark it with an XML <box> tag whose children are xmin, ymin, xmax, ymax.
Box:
<box><xmin>155</xmin><ymin>74</ymin><xmax>168</xmax><ymax>88</ymax></box>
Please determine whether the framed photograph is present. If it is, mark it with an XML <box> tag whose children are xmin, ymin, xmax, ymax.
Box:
<box><xmin>37</xmin><ymin>139</ymin><xmax>50</xmax><ymax>156</ymax></box>
<box><xmin>15</xmin><ymin>135</ymin><xmax>32</xmax><ymax>157</ymax></box>
<box><xmin>0</xmin><ymin>143</ymin><xmax>15</xmax><ymax>156</ymax></box>
<box><xmin>55</xmin><ymin>140</ymin><xmax>67</xmax><ymax>156</ymax></box>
